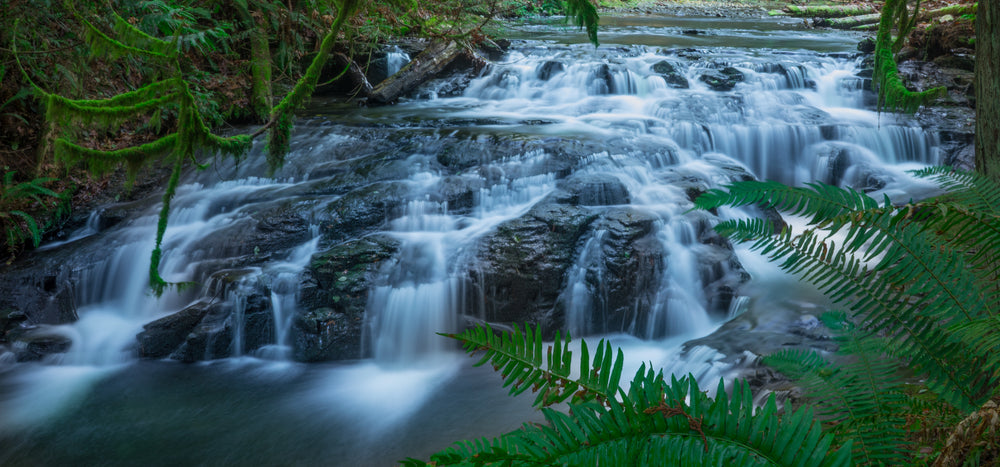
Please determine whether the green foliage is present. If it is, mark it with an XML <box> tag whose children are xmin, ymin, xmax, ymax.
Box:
<box><xmin>406</xmin><ymin>324</ymin><xmax>851</xmax><ymax>466</ymax></box>
<box><xmin>16</xmin><ymin>5</ymin><xmax>251</xmax><ymax>293</ymax></box>
<box><xmin>564</xmin><ymin>0</ymin><xmax>600</xmax><ymax>47</ymax></box>
<box><xmin>763</xmin><ymin>312</ymin><xmax>911</xmax><ymax>465</ymax></box>
<box><xmin>696</xmin><ymin>167</ymin><xmax>1000</xmax><ymax>464</ymax></box>
<box><xmin>0</xmin><ymin>171</ymin><xmax>65</xmax><ymax>259</ymax></box>
<box><xmin>873</xmin><ymin>0</ymin><xmax>946</xmax><ymax>113</ymax></box>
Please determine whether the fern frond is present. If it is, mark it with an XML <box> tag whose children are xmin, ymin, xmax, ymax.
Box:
<box><xmin>415</xmin><ymin>371</ymin><xmax>851</xmax><ymax>466</ymax></box>
<box><xmin>764</xmin><ymin>312</ymin><xmax>911</xmax><ymax>465</ymax></box>
<box><xmin>911</xmin><ymin>166</ymin><xmax>1000</xmax><ymax>216</ymax></box>
<box><xmin>427</xmin><ymin>324</ymin><xmax>851</xmax><ymax>466</ymax></box>
<box><xmin>7</xmin><ymin>211</ymin><xmax>42</xmax><ymax>247</ymax></box>
<box><xmin>714</xmin><ymin>216</ymin><xmax>992</xmax><ymax>411</ymax></box>
<box><xmin>695</xmin><ymin>180</ymin><xmax>879</xmax><ymax>225</ymax></box>
<box><xmin>563</xmin><ymin>0</ymin><xmax>600</xmax><ymax>47</ymax></box>
<box><xmin>442</xmin><ymin>324</ymin><xmax>622</xmax><ymax>406</ymax></box>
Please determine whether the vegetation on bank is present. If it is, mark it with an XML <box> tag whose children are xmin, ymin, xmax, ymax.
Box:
<box><xmin>0</xmin><ymin>0</ymin><xmax>598</xmax><ymax>266</ymax></box>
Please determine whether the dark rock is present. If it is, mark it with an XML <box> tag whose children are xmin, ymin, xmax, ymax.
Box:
<box><xmin>699</xmin><ymin>70</ymin><xmax>738</xmax><ymax>91</ymax></box>
<box><xmin>170</xmin><ymin>270</ymin><xmax>275</xmax><ymax>362</ymax></box>
<box><xmin>295</xmin><ymin>235</ymin><xmax>399</xmax><ymax>361</ymax></box>
<box><xmin>932</xmin><ymin>54</ymin><xmax>975</xmax><ymax>72</ymax></box>
<box><xmin>586</xmin><ymin>208</ymin><xmax>663</xmax><ymax>335</ymax></box>
<box><xmin>536</xmin><ymin>61</ymin><xmax>565</xmax><ymax>81</ymax></box>
<box><xmin>591</xmin><ymin>63</ymin><xmax>614</xmax><ymax>94</ymax></box>
<box><xmin>561</xmin><ymin>173</ymin><xmax>630</xmax><ymax>206</ymax></box>
<box><xmin>682</xmin><ymin>29</ymin><xmax>704</xmax><ymax>35</ymax></box>
<box><xmin>719</xmin><ymin>67</ymin><xmax>745</xmax><ymax>82</ymax></box>
<box><xmin>651</xmin><ymin>60</ymin><xmax>689</xmax><ymax>89</ymax></box>
<box><xmin>318</xmin><ymin>181</ymin><xmax>410</xmax><ymax>242</ymax></box>
<box><xmin>137</xmin><ymin>301</ymin><xmax>212</xmax><ymax>359</ymax></box>
<box><xmin>6</xmin><ymin>326</ymin><xmax>73</xmax><ymax>361</ymax></box>
<box><xmin>857</xmin><ymin>37</ymin><xmax>876</xmax><ymax>54</ymax></box>
<box><xmin>470</xmin><ymin>200</ymin><xmax>598</xmax><ymax>335</ymax></box>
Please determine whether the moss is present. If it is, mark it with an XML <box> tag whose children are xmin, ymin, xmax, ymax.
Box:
<box><xmin>873</xmin><ymin>0</ymin><xmax>946</xmax><ymax>114</ymax></box>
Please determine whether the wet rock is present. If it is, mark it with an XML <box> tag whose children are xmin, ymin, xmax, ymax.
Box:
<box><xmin>587</xmin><ymin>208</ymin><xmax>663</xmax><ymax>335</ymax></box>
<box><xmin>0</xmin><ymin>264</ymin><xmax>78</xmax><ymax>330</ymax></box>
<box><xmin>932</xmin><ymin>54</ymin><xmax>974</xmax><ymax>72</ymax></box>
<box><xmin>137</xmin><ymin>301</ymin><xmax>212</xmax><ymax>359</ymax></box>
<box><xmin>857</xmin><ymin>37</ymin><xmax>876</xmax><ymax>54</ymax></box>
<box><xmin>590</xmin><ymin>63</ymin><xmax>615</xmax><ymax>94</ymax></box>
<box><xmin>295</xmin><ymin>235</ymin><xmax>399</xmax><ymax>361</ymax></box>
<box><xmin>651</xmin><ymin>60</ymin><xmax>689</xmax><ymax>89</ymax></box>
<box><xmin>684</xmin><ymin>297</ymin><xmax>838</xmax><ymax>362</ymax></box>
<box><xmin>699</xmin><ymin>69</ymin><xmax>742</xmax><ymax>91</ymax></box>
<box><xmin>6</xmin><ymin>326</ymin><xmax>73</xmax><ymax>362</ymax></box>
<box><xmin>317</xmin><ymin>181</ymin><xmax>410</xmax><ymax>242</ymax></box>
<box><xmin>471</xmin><ymin>200</ymin><xmax>598</xmax><ymax>334</ymax></box>
<box><xmin>561</xmin><ymin>173</ymin><xmax>630</xmax><ymax>206</ymax></box>
<box><xmin>536</xmin><ymin>61</ymin><xmax>565</xmax><ymax>81</ymax></box>
<box><xmin>170</xmin><ymin>270</ymin><xmax>275</xmax><ymax>362</ymax></box>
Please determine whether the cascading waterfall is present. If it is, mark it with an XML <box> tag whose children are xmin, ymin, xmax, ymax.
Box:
<box><xmin>0</xmin><ymin>14</ymin><xmax>955</xmax><ymax>464</ymax></box>
<box><xmin>365</xmin><ymin>165</ymin><xmax>557</xmax><ymax>364</ymax></box>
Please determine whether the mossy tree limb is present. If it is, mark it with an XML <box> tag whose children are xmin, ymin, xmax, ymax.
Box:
<box><xmin>873</xmin><ymin>0</ymin><xmax>945</xmax><ymax>113</ymax></box>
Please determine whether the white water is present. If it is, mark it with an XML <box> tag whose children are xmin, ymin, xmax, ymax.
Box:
<box><xmin>0</xmin><ymin>14</ymin><xmax>949</xmax><ymax>463</ymax></box>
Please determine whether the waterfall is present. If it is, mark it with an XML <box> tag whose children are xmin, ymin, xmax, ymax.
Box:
<box><xmin>1</xmin><ymin>13</ymin><xmax>955</xmax><ymax>462</ymax></box>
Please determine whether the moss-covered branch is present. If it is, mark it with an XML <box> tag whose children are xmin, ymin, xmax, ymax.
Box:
<box><xmin>783</xmin><ymin>4</ymin><xmax>878</xmax><ymax>18</ymax></box>
<box><xmin>873</xmin><ymin>0</ymin><xmax>946</xmax><ymax>113</ymax></box>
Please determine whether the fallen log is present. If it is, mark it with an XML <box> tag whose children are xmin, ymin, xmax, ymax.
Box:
<box><xmin>368</xmin><ymin>40</ymin><xmax>464</xmax><ymax>105</ymax></box>
<box><xmin>332</xmin><ymin>52</ymin><xmax>373</xmax><ymax>98</ymax></box>
<box><xmin>815</xmin><ymin>4</ymin><xmax>978</xmax><ymax>30</ymax></box>
<box><xmin>784</xmin><ymin>4</ymin><xmax>877</xmax><ymax>18</ymax></box>
<box><xmin>814</xmin><ymin>12</ymin><xmax>881</xmax><ymax>29</ymax></box>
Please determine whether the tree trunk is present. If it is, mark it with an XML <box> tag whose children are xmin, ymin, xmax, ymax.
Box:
<box><xmin>975</xmin><ymin>0</ymin><xmax>1000</xmax><ymax>180</ymax></box>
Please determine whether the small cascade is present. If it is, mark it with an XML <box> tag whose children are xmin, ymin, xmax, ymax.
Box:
<box><xmin>563</xmin><ymin>230</ymin><xmax>609</xmax><ymax>336</ymax></box>
<box><xmin>366</xmin><ymin>164</ymin><xmax>556</xmax><ymax>365</ymax></box>
<box><xmin>644</xmin><ymin>218</ymin><xmax>713</xmax><ymax>338</ymax></box>
<box><xmin>366</xmin><ymin>198</ymin><xmax>461</xmax><ymax>364</ymax></box>
<box><xmin>385</xmin><ymin>45</ymin><xmax>411</xmax><ymax>77</ymax></box>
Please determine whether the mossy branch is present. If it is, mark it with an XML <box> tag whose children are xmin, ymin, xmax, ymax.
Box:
<box><xmin>873</xmin><ymin>0</ymin><xmax>946</xmax><ymax>114</ymax></box>
<box><xmin>266</xmin><ymin>0</ymin><xmax>360</xmax><ymax>171</ymax></box>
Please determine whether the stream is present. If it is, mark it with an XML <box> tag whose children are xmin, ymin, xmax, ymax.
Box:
<box><xmin>0</xmin><ymin>14</ymin><xmax>950</xmax><ymax>466</ymax></box>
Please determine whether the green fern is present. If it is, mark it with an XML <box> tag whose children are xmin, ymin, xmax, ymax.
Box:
<box><xmin>763</xmin><ymin>312</ymin><xmax>911</xmax><ymax>465</ymax></box>
<box><xmin>697</xmin><ymin>176</ymin><xmax>999</xmax><ymax>413</ymax></box>
<box><xmin>0</xmin><ymin>171</ymin><xmax>65</xmax><ymax>257</ymax></box>
<box><xmin>563</xmin><ymin>0</ymin><xmax>600</xmax><ymax>47</ymax></box>
<box><xmin>406</xmin><ymin>324</ymin><xmax>852</xmax><ymax>466</ymax></box>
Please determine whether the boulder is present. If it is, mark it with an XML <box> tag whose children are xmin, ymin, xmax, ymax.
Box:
<box><xmin>5</xmin><ymin>326</ymin><xmax>73</xmax><ymax>361</ymax></box>
<box><xmin>651</xmin><ymin>60</ymin><xmax>689</xmax><ymax>89</ymax></box>
<box><xmin>536</xmin><ymin>61</ymin><xmax>565</xmax><ymax>81</ymax></box>
<box><xmin>294</xmin><ymin>235</ymin><xmax>399</xmax><ymax>361</ymax></box>
<box><xmin>470</xmin><ymin>199</ymin><xmax>598</xmax><ymax>335</ymax></box>
<box><xmin>698</xmin><ymin>68</ymin><xmax>743</xmax><ymax>91</ymax></box>
<box><xmin>137</xmin><ymin>301</ymin><xmax>212</xmax><ymax>359</ymax></box>
<box><xmin>561</xmin><ymin>173</ymin><xmax>630</xmax><ymax>206</ymax></box>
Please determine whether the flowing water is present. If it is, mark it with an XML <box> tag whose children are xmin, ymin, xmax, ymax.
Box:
<box><xmin>0</xmin><ymin>14</ymin><xmax>947</xmax><ymax>465</ymax></box>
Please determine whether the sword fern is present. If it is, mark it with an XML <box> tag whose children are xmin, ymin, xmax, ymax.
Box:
<box><xmin>405</xmin><ymin>324</ymin><xmax>851</xmax><ymax>466</ymax></box>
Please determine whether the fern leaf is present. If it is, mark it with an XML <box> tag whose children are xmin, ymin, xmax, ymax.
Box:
<box><xmin>563</xmin><ymin>0</ymin><xmax>600</xmax><ymax>47</ymax></box>
<box><xmin>432</xmin><ymin>324</ymin><xmax>850</xmax><ymax>466</ymax></box>
<box><xmin>714</xmin><ymin>216</ymin><xmax>992</xmax><ymax>412</ymax></box>
<box><xmin>442</xmin><ymin>324</ymin><xmax>620</xmax><ymax>406</ymax></box>
<box><xmin>8</xmin><ymin>210</ymin><xmax>42</xmax><ymax>247</ymax></box>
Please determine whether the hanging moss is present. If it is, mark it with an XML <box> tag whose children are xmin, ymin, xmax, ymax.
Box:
<box><xmin>266</xmin><ymin>0</ymin><xmax>360</xmax><ymax>172</ymax></box>
<box><xmin>873</xmin><ymin>0</ymin><xmax>946</xmax><ymax>114</ymax></box>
